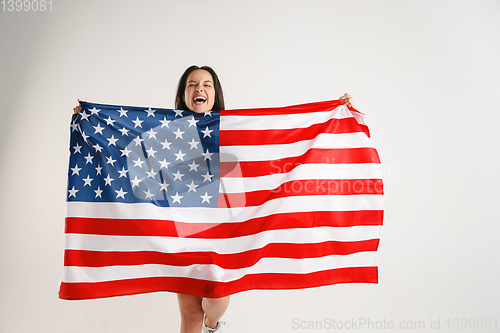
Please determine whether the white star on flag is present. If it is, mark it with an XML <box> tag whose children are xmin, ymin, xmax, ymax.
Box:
<box><xmin>73</xmin><ymin>143</ymin><xmax>82</xmax><ymax>154</ymax></box>
<box><xmin>202</xmin><ymin>171</ymin><xmax>213</xmax><ymax>182</ymax></box>
<box><xmin>103</xmin><ymin>175</ymin><xmax>114</xmax><ymax>186</ymax></box>
<box><xmin>187</xmin><ymin>181</ymin><xmax>198</xmax><ymax>192</ymax></box>
<box><xmin>172</xmin><ymin>170</ymin><xmax>184</xmax><ymax>181</ymax></box>
<box><xmin>146</xmin><ymin>147</ymin><xmax>157</xmax><ymax>158</ymax></box>
<box><xmin>146</xmin><ymin>128</ymin><xmax>157</xmax><ymax>139</ymax></box>
<box><xmin>117</xmin><ymin>107</ymin><xmax>128</xmax><ymax>117</ymax></box>
<box><xmin>145</xmin><ymin>108</ymin><xmax>156</xmax><ymax>117</ymax></box>
<box><xmin>105</xmin><ymin>156</ymin><xmax>116</xmax><ymax>166</ymax></box>
<box><xmin>93</xmin><ymin>143</ymin><xmax>103</xmax><ymax>153</ymax></box>
<box><xmin>174</xmin><ymin>150</ymin><xmax>186</xmax><ymax>161</ymax></box>
<box><xmin>68</xmin><ymin>186</ymin><xmax>79</xmax><ymax>198</ymax></box>
<box><xmin>118</xmin><ymin>167</ymin><xmax>128</xmax><ymax>178</ymax></box>
<box><xmin>173</xmin><ymin>128</ymin><xmax>185</xmax><ymax>139</ymax></box>
<box><xmin>115</xmin><ymin>188</ymin><xmax>127</xmax><ymax>199</ymax></box>
<box><xmin>71</xmin><ymin>164</ymin><xmax>82</xmax><ymax>175</ymax></box>
<box><xmin>83</xmin><ymin>175</ymin><xmax>93</xmax><ymax>186</ymax></box>
<box><xmin>160</xmin><ymin>117</ymin><xmax>170</xmax><ymax>128</ymax></box>
<box><xmin>143</xmin><ymin>189</ymin><xmax>155</xmax><ymax>199</ymax></box>
<box><xmin>188</xmin><ymin>138</ymin><xmax>199</xmax><ymax>150</ymax></box>
<box><xmin>187</xmin><ymin>117</ymin><xmax>199</xmax><ymax>127</ymax></box>
<box><xmin>132</xmin><ymin>117</ymin><xmax>143</xmax><ymax>128</ymax></box>
<box><xmin>107</xmin><ymin>135</ymin><xmax>118</xmax><ymax>146</ymax></box>
<box><xmin>79</xmin><ymin>111</ymin><xmax>90</xmax><ymax>121</ymax></box>
<box><xmin>105</xmin><ymin>116</ymin><xmax>116</xmax><ymax>126</ymax></box>
<box><xmin>201</xmin><ymin>127</ymin><xmax>213</xmax><ymax>138</ymax></box>
<box><xmin>171</xmin><ymin>192</ymin><xmax>183</xmax><ymax>203</ymax></box>
<box><xmin>93</xmin><ymin>123</ymin><xmax>105</xmax><ymax>135</ymax></box>
<box><xmin>89</xmin><ymin>107</ymin><xmax>100</xmax><ymax>115</ymax></box>
<box><xmin>119</xmin><ymin>127</ymin><xmax>130</xmax><ymax>136</ymax></box>
<box><xmin>200</xmin><ymin>192</ymin><xmax>212</xmax><ymax>203</ymax></box>
<box><xmin>94</xmin><ymin>186</ymin><xmax>103</xmax><ymax>198</ymax></box>
<box><xmin>84</xmin><ymin>153</ymin><xmax>94</xmax><ymax>164</ymax></box>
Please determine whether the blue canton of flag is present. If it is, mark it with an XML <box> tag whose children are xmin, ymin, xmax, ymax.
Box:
<box><xmin>67</xmin><ymin>102</ymin><xmax>220</xmax><ymax>207</ymax></box>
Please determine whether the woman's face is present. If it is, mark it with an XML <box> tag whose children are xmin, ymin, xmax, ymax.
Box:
<box><xmin>184</xmin><ymin>69</ymin><xmax>216</xmax><ymax>113</ymax></box>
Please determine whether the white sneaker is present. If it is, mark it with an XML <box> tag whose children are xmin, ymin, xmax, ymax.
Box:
<box><xmin>202</xmin><ymin>316</ymin><xmax>225</xmax><ymax>333</ymax></box>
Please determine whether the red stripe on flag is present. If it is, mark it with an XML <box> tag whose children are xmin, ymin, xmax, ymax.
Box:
<box><xmin>65</xmin><ymin>210</ymin><xmax>383</xmax><ymax>238</ymax></box>
<box><xmin>64</xmin><ymin>239</ymin><xmax>380</xmax><ymax>268</ymax></box>
<box><xmin>59</xmin><ymin>266</ymin><xmax>378</xmax><ymax>300</ymax></box>
<box><xmin>221</xmin><ymin>100</ymin><xmax>355</xmax><ymax>116</ymax></box>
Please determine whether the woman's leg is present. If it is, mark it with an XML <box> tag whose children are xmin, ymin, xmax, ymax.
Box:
<box><xmin>177</xmin><ymin>293</ymin><xmax>204</xmax><ymax>333</ymax></box>
<box><xmin>201</xmin><ymin>296</ymin><xmax>230</xmax><ymax>329</ymax></box>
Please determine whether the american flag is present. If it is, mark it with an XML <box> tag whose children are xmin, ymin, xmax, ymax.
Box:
<box><xmin>59</xmin><ymin>100</ymin><xmax>383</xmax><ymax>300</ymax></box>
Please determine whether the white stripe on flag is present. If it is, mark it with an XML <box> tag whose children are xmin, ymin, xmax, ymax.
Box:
<box><xmin>220</xmin><ymin>163</ymin><xmax>383</xmax><ymax>192</ymax></box>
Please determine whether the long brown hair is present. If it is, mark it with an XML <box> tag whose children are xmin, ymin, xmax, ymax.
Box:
<box><xmin>175</xmin><ymin>65</ymin><xmax>225</xmax><ymax>111</ymax></box>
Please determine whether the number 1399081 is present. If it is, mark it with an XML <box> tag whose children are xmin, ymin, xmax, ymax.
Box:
<box><xmin>2</xmin><ymin>0</ymin><xmax>52</xmax><ymax>11</ymax></box>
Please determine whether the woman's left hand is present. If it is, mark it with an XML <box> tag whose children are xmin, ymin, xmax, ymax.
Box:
<box><xmin>339</xmin><ymin>93</ymin><xmax>355</xmax><ymax>108</ymax></box>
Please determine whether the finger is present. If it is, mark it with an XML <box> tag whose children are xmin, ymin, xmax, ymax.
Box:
<box><xmin>339</xmin><ymin>93</ymin><xmax>352</xmax><ymax>101</ymax></box>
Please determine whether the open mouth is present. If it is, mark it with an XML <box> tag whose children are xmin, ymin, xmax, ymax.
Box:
<box><xmin>193</xmin><ymin>96</ymin><xmax>207</xmax><ymax>105</ymax></box>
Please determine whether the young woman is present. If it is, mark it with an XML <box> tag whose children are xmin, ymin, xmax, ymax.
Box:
<box><xmin>173</xmin><ymin>65</ymin><xmax>230</xmax><ymax>333</ymax></box>
<box><xmin>73</xmin><ymin>65</ymin><xmax>355</xmax><ymax>333</ymax></box>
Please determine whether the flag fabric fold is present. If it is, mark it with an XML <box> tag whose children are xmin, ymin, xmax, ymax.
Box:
<box><xmin>59</xmin><ymin>99</ymin><xmax>383</xmax><ymax>300</ymax></box>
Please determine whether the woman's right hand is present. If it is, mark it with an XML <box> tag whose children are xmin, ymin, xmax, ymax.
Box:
<box><xmin>339</xmin><ymin>93</ymin><xmax>355</xmax><ymax>108</ymax></box>
<box><xmin>73</xmin><ymin>99</ymin><xmax>82</xmax><ymax>114</ymax></box>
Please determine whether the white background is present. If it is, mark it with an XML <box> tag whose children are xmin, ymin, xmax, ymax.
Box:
<box><xmin>1</xmin><ymin>1</ymin><xmax>499</xmax><ymax>332</ymax></box>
